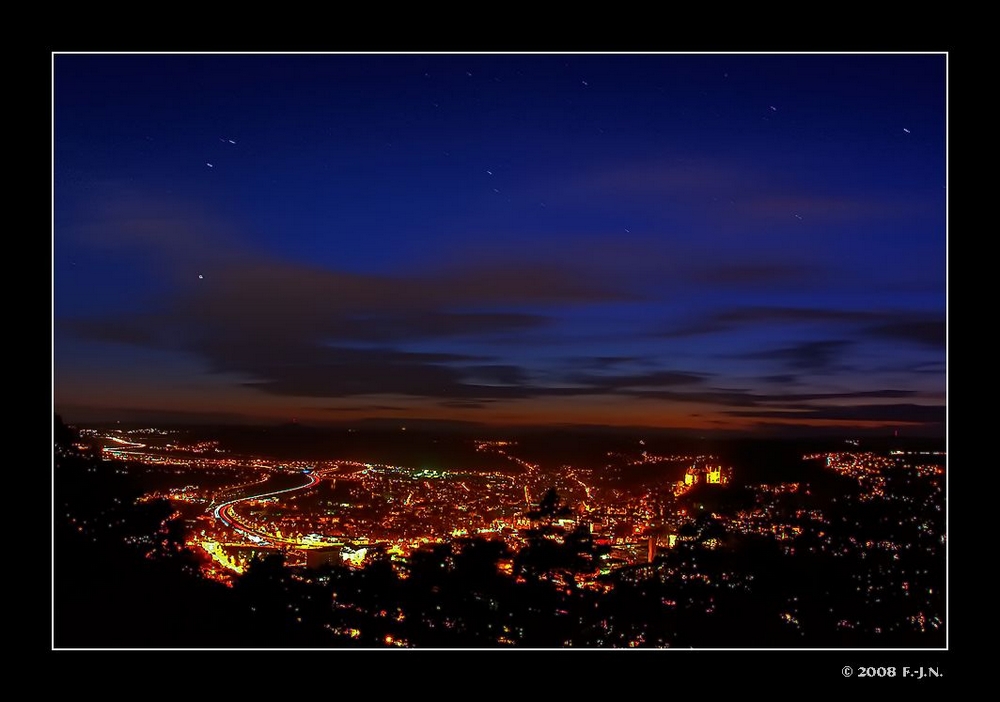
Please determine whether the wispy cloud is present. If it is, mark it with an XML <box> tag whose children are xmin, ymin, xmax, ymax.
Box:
<box><xmin>734</xmin><ymin>340</ymin><xmax>854</xmax><ymax>372</ymax></box>
<box><xmin>726</xmin><ymin>403</ymin><xmax>944</xmax><ymax>425</ymax></box>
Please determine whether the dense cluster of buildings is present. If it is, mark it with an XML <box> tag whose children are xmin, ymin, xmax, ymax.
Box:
<box><xmin>87</xmin><ymin>429</ymin><xmax>944</xmax><ymax>643</ymax></box>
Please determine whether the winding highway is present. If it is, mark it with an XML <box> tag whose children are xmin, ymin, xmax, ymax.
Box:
<box><xmin>211</xmin><ymin>470</ymin><xmax>324</xmax><ymax>547</ymax></box>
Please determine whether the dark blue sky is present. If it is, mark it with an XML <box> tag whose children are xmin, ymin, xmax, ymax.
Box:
<box><xmin>54</xmin><ymin>53</ymin><xmax>946</xmax><ymax>432</ymax></box>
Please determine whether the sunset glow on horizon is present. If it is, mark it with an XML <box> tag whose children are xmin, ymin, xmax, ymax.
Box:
<box><xmin>54</xmin><ymin>53</ymin><xmax>946</xmax><ymax>435</ymax></box>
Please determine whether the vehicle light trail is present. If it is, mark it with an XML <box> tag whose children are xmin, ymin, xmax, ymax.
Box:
<box><xmin>211</xmin><ymin>470</ymin><xmax>322</xmax><ymax>547</ymax></box>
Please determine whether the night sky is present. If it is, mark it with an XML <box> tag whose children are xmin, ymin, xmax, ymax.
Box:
<box><xmin>54</xmin><ymin>53</ymin><xmax>946</xmax><ymax>433</ymax></box>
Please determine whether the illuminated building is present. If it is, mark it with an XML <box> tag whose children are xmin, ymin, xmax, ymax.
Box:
<box><xmin>340</xmin><ymin>545</ymin><xmax>369</xmax><ymax>567</ymax></box>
